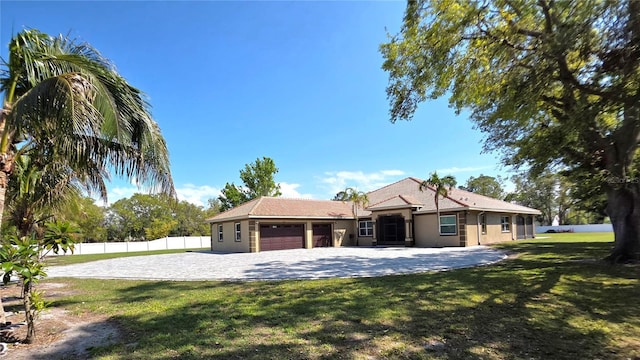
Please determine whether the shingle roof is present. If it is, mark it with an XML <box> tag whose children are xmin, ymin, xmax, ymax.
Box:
<box><xmin>206</xmin><ymin>197</ymin><xmax>354</xmax><ymax>222</ymax></box>
<box><xmin>366</xmin><ymin>177</ymin><xmax>539</xmax><ymax>214</ymax></box>
<box><xmin>207</xmin><ymin>177</ymin><xmax>540</xmax><ymax>222</ymax></box>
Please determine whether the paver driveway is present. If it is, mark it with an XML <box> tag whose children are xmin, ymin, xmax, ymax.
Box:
<box><xmin>46</xmin><ymin>246</ymin><xmax>507</xmax><ymax>281</ymax></box>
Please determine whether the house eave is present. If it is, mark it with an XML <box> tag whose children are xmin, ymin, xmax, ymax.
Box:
<box><xmin>208</xmin><ymin>215</ymin><xmax>355</xmax><ymax>223</ymax></box>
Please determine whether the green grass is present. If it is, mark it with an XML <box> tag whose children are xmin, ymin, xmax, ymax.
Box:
<box><xmin>45</xmin><ymin>232</ymin><xmax>640</xmax><ymax>359</ymax></box>
<box><xmin>44</xmin><ymin>248</ymin><xmax>210</xmax><ymax>266</ymax></box>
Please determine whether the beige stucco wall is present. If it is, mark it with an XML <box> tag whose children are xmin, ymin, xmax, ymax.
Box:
<box><xmin>466</xmin><ymin>215</ymin><xmax>479</xmax><ymax>246</ymax></box>
<box><xmin>210</xmin><ymin>220</ymin><xmax>251</xmax><ymax>253</ymax></box>
<box><xmin>474</xmin><ymin>212</ymin><xmax>515</xmax><ymax>245</ymax></box>
<box><xmin>414</xmin><ymin>212</ymin><xmax>461</xmax><ymax>247</ymax></box>
<box><xmin>333</xmin><ymin>219</ymin><xmax>353</xmax><ymax>247</ymax></box>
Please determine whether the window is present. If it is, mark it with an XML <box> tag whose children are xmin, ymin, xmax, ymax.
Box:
<box><xmin>480</xmin><ymin>214</ymin><xmax>487</xmax><ymax>234</ymax></box>
<box><xmin>218</xmin><ymin>224</ymin><xmax>223</xmax><ymax>242</ymax></box>
<box><xmin>359</xmin><ymin>220</ymin><xmax>373</xmax><ymax>237</ymax></box>
<box><xmin>440</xmin><ymin>215</ymin><xmax>457</xmax><ymax>235</ymax></box>
<box><xmin>501</xmin><ymin>216</ymin><xmax>511</xmax><ymax>232</ymax></box>
<box><xmin>235</xmin><ymin>223</ymin><xmax>241</xmax><ymax>241</ymax></box>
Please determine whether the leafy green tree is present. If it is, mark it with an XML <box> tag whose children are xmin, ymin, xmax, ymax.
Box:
<box><xmin>2</xmin><ymin>154</ymin><xmax>75</xmax><ymax>237</ymax></box>
<box><xmin>106</xmin><ymin>194</ymin><xmax>173</xmax><ymax>241</ymax></box>
<box><xmin>171</xmin><ymin>200</ymin><xmax>209</xmax><ymax>236</ymax></box>
<box><xmin>334</xmin><ymin>187</ymin><xmax>369</xmax><ymax>245</ymax></box>
<box><xmin>55</xmin><ymin>195</ymin><xmax>107</xmax><ymax>243</ymax></box>
<box><xmin>218</xmin><ymin>183</ymin><xmax>249</xmax><ymax>212</ymax></box>
<box><xmin>204</xmin><ymin>198</ymin><xmax>222</xmax><ymax>218</ymax></box>
<box><xmin>418</xmin><ymin>172</ymin><xmax>457</xmax><ymax>230</ymax></box>
<box><xmin>506</xmin><ymin>172</ymin><xmax>558</xmax><ymax>225</ymax></box>
<box><xmin>461</xmin><ymin>174</ymin><xmax>505</xmax><ymax>199</ymax></box>
<box><xmin>1</xmin><ymin>221</ymin><xmax>78</xmax><ymax>343</ymax></box>
<box><xmin>382</xmin><ymin>0</ymin><xmax>640</xmax><ymax>262</ymax></box>
<box><xmin>105</xmin><ymin>194</ymin><xmax>209</xmax><ymax>240</ymax></box>
<box><xmin>145</xmin><ymin>218</ymin><xmax>178</xmax><ymax>240</ymax></box>
<box><xmin>219</xmin><ymin>157</ymin><xmax>282</xmax><ymax>211</ymax></box>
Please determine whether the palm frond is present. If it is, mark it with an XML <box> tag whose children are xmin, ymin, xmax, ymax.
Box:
<box><xmin>3</xmin><ymin>29</ymin><xmax>174</xmax><ymax>201</ymax></box>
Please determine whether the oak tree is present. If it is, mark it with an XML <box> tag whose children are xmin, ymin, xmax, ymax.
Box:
<box><xmin>382</xmin><ymin>0</ymin><xmax>640</xmax><ymax>262</ymax></box>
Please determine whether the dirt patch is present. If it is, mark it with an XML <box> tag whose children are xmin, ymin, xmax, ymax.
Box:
<box><xmin>1</xmin><ymin>282</ymin><xmax>120</xmax><ymax>360</ymax></box>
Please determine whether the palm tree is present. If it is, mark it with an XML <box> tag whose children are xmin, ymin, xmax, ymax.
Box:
<box><xmin>0</xmin><ymin>29</ymin><xmax>174</xmax><ymax>325</ymax></box>
<box><xmin>4</xmin><ymin>154</ymin><xmax>77</xmax><ymax>236</ymax></box>
<box><xmin>335</xmin><ymin>187</ymin><xmax>369</xmax><ymax>246</ymax></box>
<box><xmin>419</xmin><ymin>172</ymin><xmax>457</xmax><ymax>231</ymax></box>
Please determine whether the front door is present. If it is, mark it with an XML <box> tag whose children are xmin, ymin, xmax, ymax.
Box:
<box><xmin>377</xmin><ymin>215</ymin><xmax>405</xmax><ymax>246</ymax></box>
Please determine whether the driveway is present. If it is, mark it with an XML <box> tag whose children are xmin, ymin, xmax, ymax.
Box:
<box><xmin>46</xmin><ymin>246</ymin><xmax>507</xmax><ymax>281</ymax></box>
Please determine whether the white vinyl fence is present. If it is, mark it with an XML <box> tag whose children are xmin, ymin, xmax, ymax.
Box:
<box><xmin>54</xmin><ymin>236</ymin><xmax>211</xmax><ymax>255</ymax></box>
<box><xmin>536</xmin><ymin>224</ymin><xmax>613</xmax><ymax>233</ymax></box>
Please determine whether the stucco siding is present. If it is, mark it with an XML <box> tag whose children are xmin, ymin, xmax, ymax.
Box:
<box><xmin>333</xmin><ymin>220</ymin><xmax>353</xmax><ymax>247</ymax></box>
<box><xmin>478</xmin><ymin>213</ymin><xmax>515</xmax><ymax>244</ymax></box>
<box><xmin>466</xmin><ymin>215</ymin><xmax>479</xmax><ymax>247</ymax></box>
<box><xmin>414</xmin><ymin>212</ymin><xmax>461</xmax><ymax>247</ymax></box>
<box><xmin>210</xmin><ymin>220</ymin><xmax>251</xmax><ymax>253</ymax></box>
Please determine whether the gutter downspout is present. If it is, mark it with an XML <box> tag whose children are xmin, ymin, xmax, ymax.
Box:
<box><xmin>476</xmin><ymin>211</ymin><xmax>485</xmax><ymax>245</ymax></box>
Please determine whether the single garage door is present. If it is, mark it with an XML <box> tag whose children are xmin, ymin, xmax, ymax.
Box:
<box><xmin>260</xmin><ymin>224</ymin><xmax>304</xmax><ymax>251</ymax></box>
<box><xmin>312</xmin><ymin>224</ymin><xmax>332</xmax><ymax>247</ymax></box>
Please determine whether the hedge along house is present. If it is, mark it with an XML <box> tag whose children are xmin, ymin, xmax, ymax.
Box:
<box><xmin>207</xmin><ymin>177</ymin><xmax>540</xmax><ymax>252</ymax></box>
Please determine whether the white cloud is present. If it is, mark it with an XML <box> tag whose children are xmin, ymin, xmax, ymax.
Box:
<box><xmin>435</xmin><ymin>166</ymin><xmax>493</xmax><ymax>174</ymax></box>
<box><xmin>176</xmin><ymin>184</ymin><xmax>221</xmax><ymax>207</ymax></box>
<box><xmin>319</xmin><ymin>169</ymin><xmax>405</xmax><ymax>197</ymax></box>
<box><xmin>106</xmin><ymin>186</ymin><xmax>138</xmax><ymax>205</ymax></box>
<box><xmin>279</xmin><ymin>182</ymin><xmax>314</xmax><ymax>199</ymax></box>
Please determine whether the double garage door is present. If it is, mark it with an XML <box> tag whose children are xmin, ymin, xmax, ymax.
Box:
<box><xmin>259</xmin><ymin>224</ymin><xmax>332</xmax><ymax>251</ymax></box>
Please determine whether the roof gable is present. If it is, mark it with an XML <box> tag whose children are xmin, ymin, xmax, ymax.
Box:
<box><xmin>366</xmin><ymin>177</ymin><xmax>539</xmax><ymax>214</ymax></box>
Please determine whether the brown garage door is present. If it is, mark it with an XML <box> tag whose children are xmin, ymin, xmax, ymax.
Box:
<box><xmin>312</xmin><ymin>224</ymin><xmax>332</xmax><ymax>247</ymax></box>
<box><xmin>260</xmin><ymin>224</ymin><xmax>304</xmax><ymax>251</ymax></box>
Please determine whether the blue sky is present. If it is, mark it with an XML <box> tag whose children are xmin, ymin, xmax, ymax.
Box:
<box><xmin>1</xmin><ymin>1</ymin><xmax>511</xmax><ymax>207</ymax></box>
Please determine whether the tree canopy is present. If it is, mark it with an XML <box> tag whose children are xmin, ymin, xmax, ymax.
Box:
<box><xmin>382</xmin><ymin>0</ymin><xmax>640</xmax><ymax>262</ymax></box>
<box><xmin>218</xmin><ymin>157</ymin><xmax>281</xmax><ymax>211</ymax></box>
<box><xmin>461</xmin><ymin>174</ymin><xmax>505</xmax><ymax>199</ymax></box>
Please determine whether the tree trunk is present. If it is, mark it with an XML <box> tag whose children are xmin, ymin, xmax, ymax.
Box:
<box><xmin>605</xmin><ymin>185</ymin><xmax>640</xmax><ymax>263</ymax></box>
<box><xmin>23</xmin><ymin>281</ymin><xmax>35</xmax><ymax>344</ymax></box>
<box><xmin>0</xmin><ymin>167</ymin><xmax>8</xmax><ymax>326</ymax></box>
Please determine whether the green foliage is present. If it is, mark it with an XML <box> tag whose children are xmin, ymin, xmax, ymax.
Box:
<box><xmin>461</xmin><ymin>174</ymin><xmax>505</xmax><ymax>199</ymax></box>
<box><xmin>334</xmin><ymin>188</ymin><xmax>369</xmax><ymax>242</ymax></box>
<box><xmin>382</xmin><ymin>0</ymin><xmax>640</xmax><ymax>260</ymax></box>
<box><xmin>204</xmin><ymin>198</ymin><xmax>222</xmax><ymax>218</ymax></box>
<box><xmin>219</xmin><ymin>157</ymin><xmax>282</xmax><ymax>211</ymax></box>
<box><xmin>145</xmin><ymin>218</ymin><xmax>178</xmax><ymax>240</ymax></box>
<box><xmin>105</xmin><ymin>194</ymin><xmax>209</xmax><ymax>241</ymax></box>
<box><xmin>42</xmin><ymin>221</ymin><xmax>79</xmax><ymax>255</ymax></box>
<box><xmin>54</xmin><ymin>195</ymin><xmax>107</xmax><ymax>243</ymax></box>
<box><xmin>0</xmin><ymin>28</ymin><xmax>175</xmax><ymax>330</ymax></box>
<box><xmin>419</xmin><ymin>171</ymin><xmax>457</xmax><ymax>215</ymax></box>
<box><xmin>1</xmin><ymin>29</ymin><xmax>175</xmax><ymax>204</ymax></box>
<box><xmin>0</xmin><ymin>222</ymin><xmax>76</xmax><ymax>342</ymax></box>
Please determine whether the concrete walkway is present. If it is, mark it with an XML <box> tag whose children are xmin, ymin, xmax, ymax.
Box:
<box><xmin>46</xmin><ymin>246</ymin><xmax>507</xmax><ymax>281</ymax></box>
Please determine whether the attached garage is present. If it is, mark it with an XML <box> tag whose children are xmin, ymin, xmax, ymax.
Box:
<box><xmin>260</xmin><ymin>224</ymin><xmax>305</xmax><ymax>251</ymax></box>
<box><xmin>312</xmin><ymin>224</ymin><xmax>332</xmax><ymax>247</ymax></box>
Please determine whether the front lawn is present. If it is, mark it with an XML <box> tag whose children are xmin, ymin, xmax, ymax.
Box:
<box><xmin>44</xmin><ymin>232</ymin><xmax>639</xmax><ymax>359</ymax></box>
<box><xmin>44</xmin><ymin>248</ymin><xmax>210</xmax><ymax>266</ymax></box>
